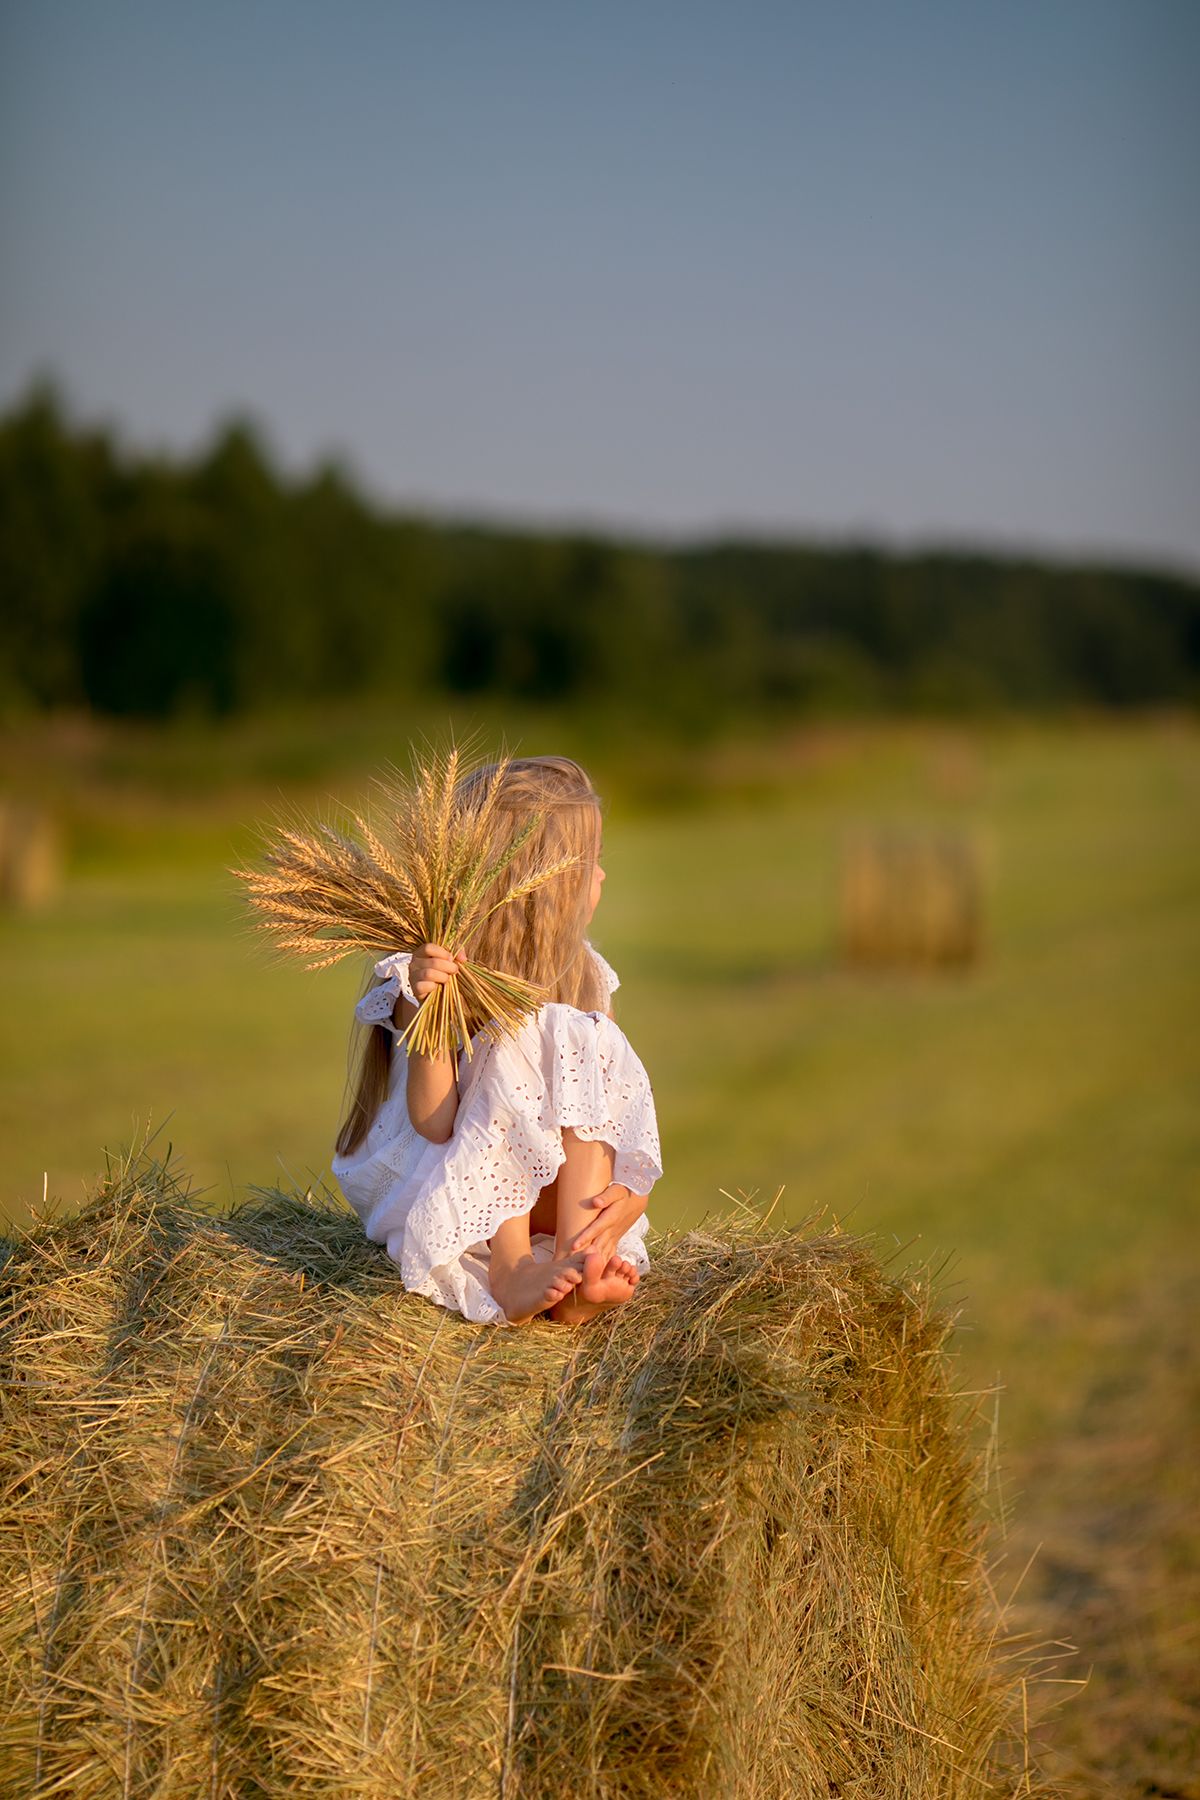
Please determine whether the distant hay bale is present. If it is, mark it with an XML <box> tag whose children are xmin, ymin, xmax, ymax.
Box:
<box><xmin>0</xmin><ymin>799</ymin><xmax>61</xmax><ymax>912</ymax></box>
<box><xmin>0</xmin><ymin>1149</ymin><xmax>1046</xmax><ymax>1798</ymax></box>
<box><xmin>839</xmin><ymin>825</ymin><xmax>983</xmax><ymax>969</ymax></box>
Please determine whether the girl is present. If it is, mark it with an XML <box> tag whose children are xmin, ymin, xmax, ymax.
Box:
<box><xmin>330</xmin><ymin>755</ymin><xmax>662</xmax><ymax>1327</ymax></box>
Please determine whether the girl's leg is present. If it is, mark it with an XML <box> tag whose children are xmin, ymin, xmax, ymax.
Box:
<box><xmin>528</xmin><ymin>1175</ymin><xmax>559</xmax><ymax>1239</ymax></box>
<box><xmin>486</xmin><ymin>1207</ymin><xmax>582</xmax><ymax>1326</ymax></box>
<box><xmin>550</xmin><ymin>1128</ymin><xmax>613</xmax><ymax>1256</ymax></box>
<box><xmin>546</xmin><ymin>1127</ymin><xmax>640</xmax><ymax>1325</ymax></box>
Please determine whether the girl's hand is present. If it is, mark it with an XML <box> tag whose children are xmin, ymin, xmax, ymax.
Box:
<box><xmin>569</xmin><ymin>1182</ymin><xmax>644</xmax><ymax>1260</ymax></box>
<box><xmin>409</xmin><ymin>943</ymin><xmax>467</xmax><ymax>1002</ymax></box>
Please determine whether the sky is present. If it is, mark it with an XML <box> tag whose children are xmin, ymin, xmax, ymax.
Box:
<box><xmin>2</xmin><ymin>0</ymin><xmax>1198</xmax><ymax>574</ymax></box>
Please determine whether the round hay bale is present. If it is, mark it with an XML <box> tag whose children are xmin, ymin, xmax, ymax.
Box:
<box><xmin>0</xmin><ymin>799</ymin><xmax>62</xmax><ymax>912</ymax></box>
<box><xmin>0</xmin><ymin>1150</ymin><xmax>1048</xmax><ymax>1798</ymax></box>
<box><xmin>838</xmin><ymin>825</ymin><xmax>983</xmax><ymax>969</ymax></box>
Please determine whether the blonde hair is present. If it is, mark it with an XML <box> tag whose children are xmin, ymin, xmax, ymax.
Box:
<box><xmin>334</xmin><ymin>754</ymin><xmax>607</xmax><ymax>1157</ymax></box>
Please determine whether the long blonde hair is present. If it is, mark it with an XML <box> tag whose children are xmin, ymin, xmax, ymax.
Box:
<box><xmin>334</xmin><ymin>754</ymin><xmax>607</xmax><ymax>1157</ymax></box>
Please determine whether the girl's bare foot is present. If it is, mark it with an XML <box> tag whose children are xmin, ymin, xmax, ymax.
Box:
<box><xmin>576</xmin><ymin>1248</ymin><xmax>640</xmax><ymax>1306</ymax></box>
<box><xmin>491</xmin><ymin>1253</ymin><xmax>583</xmax><ymax>1326</ymax></box>
<box><xmin>546</xmin><ymin>1250</ymin><xmax>640</xmax><ymax>1325</ymax></box>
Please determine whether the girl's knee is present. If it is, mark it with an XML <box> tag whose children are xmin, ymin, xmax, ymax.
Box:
<box><xmin>561</xmin><ymin>1126</ymin><xmax>614</xmax><ymax>1175</ymax></box>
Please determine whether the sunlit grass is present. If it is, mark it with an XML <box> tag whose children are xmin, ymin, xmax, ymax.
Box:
<box><xmin>2</xmin><ymin>713</ymin><xmax>1196</xmax><ymax>1409</ymax></box>
<box><xmin>3</xmin><ymin>707</ymin><xmax>1198</xmax><ymax>1788</ymax></box>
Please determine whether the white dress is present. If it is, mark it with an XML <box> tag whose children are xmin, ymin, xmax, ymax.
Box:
<box><xmin>330</xmin><ymin>942</ymin><xmax>662</xmax><ymax>1325</ymax></box>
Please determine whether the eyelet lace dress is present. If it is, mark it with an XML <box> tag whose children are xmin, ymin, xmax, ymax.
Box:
<box><xmin>330</xmin><ymin>942</ymin><xmax>662</xmax><ymax>1325</ymax></box>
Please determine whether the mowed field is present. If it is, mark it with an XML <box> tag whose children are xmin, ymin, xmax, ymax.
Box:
<box><xmin>1</xmin><ymin>709</ymin><xmax>1197</xmax><ymax>1794</ymax></box>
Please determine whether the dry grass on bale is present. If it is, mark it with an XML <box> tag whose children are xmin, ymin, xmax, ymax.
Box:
<box><xmin>1</xmin><ymin>1147</ymin><xmax>1055</xmax><ymax>1799</ymax></box>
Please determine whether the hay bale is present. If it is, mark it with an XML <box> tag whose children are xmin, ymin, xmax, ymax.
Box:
<box><xmin>0</xmin><ymin>1149</ymin><xmax>1045</xmax><ymax>1798</ymax></box>
<box><xmin>838</xmin><ymin>825</ymin><xmax>983</xmax><ymax>969</ymax></box>
<box><xmin>0</xmin><ymin>799</ymin><xmax>61</xmax><ymax>912</ymax></box>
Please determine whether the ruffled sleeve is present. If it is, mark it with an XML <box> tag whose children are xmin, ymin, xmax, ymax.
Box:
<box><xmin>354</xmin><ymin>952</ymin><xmax>417</xmax><ymax>1036</ymax></box>
<box><xmin>586</xmin><ymin>940</ymin><xmax>620</xmax><ymax>1009</ymax></box>
<box><xmin>364</xmin><ymin>1002</ymin><xmax>662</xmax><ymax>1323</ymax></box>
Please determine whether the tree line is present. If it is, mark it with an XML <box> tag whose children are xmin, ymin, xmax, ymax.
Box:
<box><xmin>2</xmin><ymin>377</ymin><xmax>1197</xmax><ymax>723</ymax></box>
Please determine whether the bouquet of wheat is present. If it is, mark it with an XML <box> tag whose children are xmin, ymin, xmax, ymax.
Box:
<box><xmin>231</xmin><ymin>744</ymin><xmax>583</xmax><ymax>1061</ymax></box>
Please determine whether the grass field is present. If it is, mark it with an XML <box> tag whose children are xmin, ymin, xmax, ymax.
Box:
<box><xmin>2</xmin><ymin>705</ymin><xmax>1197</xmax><ymax>1794</ymax></box>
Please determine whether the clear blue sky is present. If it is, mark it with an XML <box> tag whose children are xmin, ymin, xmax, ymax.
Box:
<box><xmin>2</xmin><ymin>1</ymin><xmax>1197</xmax><ymax>572</ymax></box>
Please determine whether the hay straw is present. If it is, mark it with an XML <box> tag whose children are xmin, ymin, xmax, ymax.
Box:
<box><xmin>229</xmin><ymin>740</ymin><xmax>585</xmax><ymax>1062</ymax></box>
<box><xmin>838</xmin><ymin>826</ymin><xmax>984</xmax><ymax>969</ymax></box>
<box><xmin>0</xmin><ymin>1146</ymin><xmax>1057</xmax><ymax>1797</ymax></box>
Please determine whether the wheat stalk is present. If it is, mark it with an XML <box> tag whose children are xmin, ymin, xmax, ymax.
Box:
<box><xmin>231</xmin><ymin>743</ymin><xmax>584</xmax><ymax>1061</ymax></box>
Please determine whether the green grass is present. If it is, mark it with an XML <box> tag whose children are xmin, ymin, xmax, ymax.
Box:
<box><xmin>2</xmin><ymin>706</ymin><xmax>1198</xmax><ymax>1790</ymax></box>
<box><xmin>3</xmin><ymin>715</ymin><xmax>1196</xmax><ymax>1369</ymax></box>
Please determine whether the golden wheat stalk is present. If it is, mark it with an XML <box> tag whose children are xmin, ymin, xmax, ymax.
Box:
<box><xmin>231</xmin><ymin>743</ymin><xmax>583</xmax><ymax>1061</ymax></box>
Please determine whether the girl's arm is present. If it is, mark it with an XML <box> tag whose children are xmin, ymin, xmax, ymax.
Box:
<box><xmin>394</xmin><ymin>944</ymin><xmax>464</xmax><ymax>1144</ymax></box>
